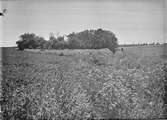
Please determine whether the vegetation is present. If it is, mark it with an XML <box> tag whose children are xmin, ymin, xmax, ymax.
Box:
<box><xmin>1</xmin><ymin>45</ymin><xmax>167</xmax><ymax>119</ymax></box>
<box><xmin>16</xmin><ymin>33</ymin><xmax>47</xmax><ymax>50</ymax></box>
<box><xmin>67</xmin><ymin>29</ymin><xmax>118</xmax><ymax>53</ymax></box>
<box><xmin>119</xmin><ymin>42</ymin><xmax>161</xmax><ymax>47</ymax></box>
<box><xmin>16</xmin><ymin>29</ymin><xmax>118</xmax><ymax>53</ymax></box>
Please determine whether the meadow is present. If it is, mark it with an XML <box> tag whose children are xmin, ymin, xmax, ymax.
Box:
<box><xmin>1</xmin><ymin>45</ymin><xmax>167</xmax><ymax>119</ymax></box>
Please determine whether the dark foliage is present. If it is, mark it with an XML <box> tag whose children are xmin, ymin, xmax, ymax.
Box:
<box><xmin>16</xmin><ymin>33</ymin><xmax>47</xmax><ymax>50</ymax></box>
<box><xmin>67</xmin><ymin>29</ymin><xmax>118</xmax><ymax>53</ymax></box>
<box><xmin>16</xmin><ymin>29</ymin><xmax>118</xmax><ymax>53</ymax></box>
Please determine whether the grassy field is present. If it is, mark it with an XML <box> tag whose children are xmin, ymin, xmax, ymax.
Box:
<box><xmin>1</xmin><ymin>45</ymin><xmax>167</xmax><ymax>119</ymax></box>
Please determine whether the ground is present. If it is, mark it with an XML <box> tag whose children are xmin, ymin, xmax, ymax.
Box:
<box><xmin>1</xmin><ymin>45</ymin><xmax>167</xmax><ymax>119</ymax></box>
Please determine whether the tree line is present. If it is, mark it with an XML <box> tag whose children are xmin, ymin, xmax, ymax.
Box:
<box><xmin>119</xmin><ymin>42</ymin><xmax>161</xmax><ymax>47</ymax></box>
<box><xmin>16</xmin><ymin>28</ymin><xmax>118</xmax><ymax>53</ymax></box>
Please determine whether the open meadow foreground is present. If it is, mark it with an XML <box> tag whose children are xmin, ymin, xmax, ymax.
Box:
<box><xmin>1</xmin><ymin>45</ymin><xmax>167</xmax><ymax>119</ymax></box>
<box><xmin>1</xmin><ymin>0</ymin><xmax>166</xmax><ymax>119</ymax></box>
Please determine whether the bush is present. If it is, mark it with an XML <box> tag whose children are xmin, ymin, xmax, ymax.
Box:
<box><xmin>59</xmin><ymin>52</ymin><xmax>64</xmax><ymax>56</ymax></box>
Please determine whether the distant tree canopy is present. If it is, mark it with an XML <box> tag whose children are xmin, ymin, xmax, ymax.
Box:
<box><xmin>16</xmin><ymin>29</ymin><xmax>118</xmax><ymax>53</ymax></box>
<box><xmin>67</xmin><ymin>29</ymin><xmax>118</xmax><ymax>53</ymax></box>
<box><xmin>16</xmin><ymin>33</ymin><xmax>47</xmax><ymax>50</ymax></box>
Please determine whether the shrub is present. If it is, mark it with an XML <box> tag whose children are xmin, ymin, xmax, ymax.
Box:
<box><xmin>59</xmin><ymin>52</ymin><xmax>64</xmax><ymax>56</ymax></box>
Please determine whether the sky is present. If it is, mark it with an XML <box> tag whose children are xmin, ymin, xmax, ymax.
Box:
<box><xmin>0</xmin><ymin>0</ymin><xmax>166</xmax><ymax>47</ymax></box>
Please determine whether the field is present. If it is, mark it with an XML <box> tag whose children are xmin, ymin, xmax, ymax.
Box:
<box><xmin>1</xmin><ymin>45</ymin><xmax>167</xmax><ymax>119</ymax></box>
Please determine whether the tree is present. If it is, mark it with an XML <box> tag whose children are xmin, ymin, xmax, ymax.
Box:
<box><xmin>49</xmin><ymin>33</ymin><xmax>58</xmax><ymax>49</ymax></box>
<box><xmin>16</xmin><ymin>33</ymin><xmax>47</xmax><ymax>50</ymax></box>
<box><xmin>16</xmin><ymin>29</ymin><xmax>118</xmax><ymax>53</ymax></box>
<box><xmin>67</xmin><ymin>29</ymin><xmax>118</xmax><ymax>53</ymax></box>
<box><xmin>16</xmin><ymin>40</ymin><xmax>25</xmax><ymax>51</ymax></box>
<box><xmin>49</xmin><ymin>33</ymin><xmax>56</xmax><ymax>41</ymax></box>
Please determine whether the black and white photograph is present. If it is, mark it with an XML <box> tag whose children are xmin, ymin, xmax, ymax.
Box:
<box><xmin>0</xmin><ymin>0</ymin><xmax>167</xmax><ymax>119</ymax></box>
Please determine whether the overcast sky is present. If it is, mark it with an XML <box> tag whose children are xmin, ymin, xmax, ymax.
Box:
<box><xmin>0</xmin><ymin>0</ymin><xmax>166</xmax><ymax>47</ymax></box>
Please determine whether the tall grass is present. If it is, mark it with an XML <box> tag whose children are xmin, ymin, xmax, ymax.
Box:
<box><xmin>1</xmin><ymin>47</ymin><xmax>166</xmax><ymax>119</ymax></box>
